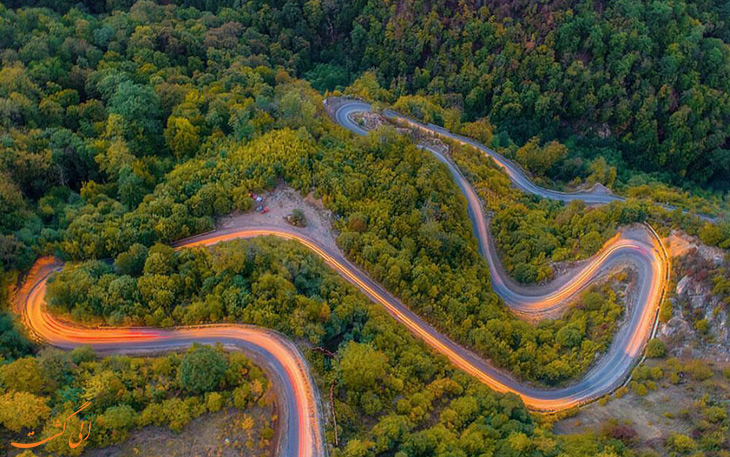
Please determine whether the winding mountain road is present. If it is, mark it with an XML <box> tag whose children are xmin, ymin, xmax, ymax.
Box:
<box><xmin>327</xmin><ymin>97</ymin><xmax>668</xmax><ymax>405</ymax></box>
<box><xmin>335</xmin><ymin>100</ymin><xmax>624</xmax><ymax>205</ymax></box>
<box><xmin>15</xmin><ymin>256</ymin><xmax>325</xmax><ymax>457</ymax></box>
<box><xmin>13</xmin><ymin>97</ymin><xmax>671</xmax><ymax>456</ymax></box>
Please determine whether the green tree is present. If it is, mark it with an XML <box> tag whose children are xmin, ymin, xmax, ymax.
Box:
<box><xmin>37</xmin><ymin>348</ymin><xmax>74</xmax><ymax>389</ymax></box>
<box><xmin>0</xmin><ymin>357</ymin><xmax>44</xmax><ymax>393</ymax></box>
<box><xmin>645</xmin><ymin>338</ymin><xmax>667</xmax><ymax>358</ymax></box>
<box><xmin>516</xmin><ymin>137</ymin><xmax>568</xmax><ymax>176</ymax></box>
<box><xmin>345</xmin><ymin>71</ymin><xmax>392</xmax><ymax>102</ymax></box>
<box><xmin>108</xmin><ymin>81</ymin><xmax>163</xmax><ymax>155</ymax></box>
<box><xmin>114</xmin><ymin>243</ymin><xmax>149</xmax><ymax>276</ymax></box>
<box><xmin>164</xmin><ymin>116</ymin><xmax>200</xmax><ymax>159</ymax></box>
<box><xmin>666</xmin><ymin>433</ymin><xmax>696</xmax><ymax>454</ymax></box>
<box><xmin>0</xmin><ymin>391</ymin><xmax>50</xmax><ymax>432</ymax></box>
<box><xmin>179</xmin><ymin>344</ymin><xmax>228</xmax><ymax>394</ymax></box>
<box><xmin>0</xmin><ymin>312</ymin><xmax>34</xmax><ymax>360</ymax></box>
<box><xmin>339</xmin><ymin>342</ymin><xmax>388</xmax><ymax>391</ymax></box>
<box><xmin>305</xmin><ymin>63</ymin><xmax>349</xmax><ymax>92</ymax></box>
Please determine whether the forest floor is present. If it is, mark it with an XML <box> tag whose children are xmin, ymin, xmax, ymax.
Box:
<box><xmin>82</xmin><ymin>403</ymin><xmax>277</xmax><ymax>457</ymax></box>
<box><xmin>553</xmin><ymin>375</ymin><xmax>693</xmax><ymax>440</ymax></box>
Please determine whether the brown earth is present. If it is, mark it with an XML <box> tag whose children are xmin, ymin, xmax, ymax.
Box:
<box><xmin>553</xmin><ymin>359</ymin><xmax>729</xmax><ymax>448</ymax></box>
<box><xmin>553</xmin><ymin>381</ymin><xmax>693</xmax><ymax>441</ymax></box>
<box><xmin>81</xmin><ymin>405</ymin><xmax>276</xmax><ymax>457</ymax></box>
<box><xmin>218</xmin><ymin>185</ymin><xmax>340</xmax><ymax>255</ymax></box>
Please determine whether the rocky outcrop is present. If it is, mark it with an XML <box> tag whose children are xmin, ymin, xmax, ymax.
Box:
<box><xmin>659</xmin><ymin>231</ymin><xmax>730</xmax><ymax>363</ymax></box>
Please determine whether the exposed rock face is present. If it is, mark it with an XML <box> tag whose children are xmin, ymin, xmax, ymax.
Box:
<box><xmin>590</xmin><ymin>182</ymin><xmax>612</xmax><ymax>195</ymax></box>
<box><xmin>675</xmin><ymin>275</ymin><xmax>692</xmax><ymax>296</ymax></box>
<box><xmin>661</xmin><ymin>315</ymin><xmax>693</xmax><ymax>339</ymax></box>
<box><xmin>350</xmin><ymin>111</ymin><xmax>386</xmax><ymax>130</ymax></box>
<box><xmin>658</xmin><ymin>231</ymin><xmax>730</xmax><ymax>363</ymax></box>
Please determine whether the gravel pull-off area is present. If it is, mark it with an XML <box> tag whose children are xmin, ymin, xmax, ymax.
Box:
<box><xmin>218</xmin><ymin>185</ymin><xmax>340</xmax><ymax>254</ymax></box>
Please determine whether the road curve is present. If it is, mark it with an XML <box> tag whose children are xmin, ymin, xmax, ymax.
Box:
<box><xmin>11</xmin><ymin>96</ymin><xmax>670</xmax><ymax>457</ymax></box>
<box><xmin>15</xmin><ymin>257</ymin><xmax>325</xmax><ymax>457</ymax></box>
<box><xmin>326</xmin><ymin>98</ymin><xmax>669</xmax><ymax>408</ymax></box>
<box><xmin>334</xmin><ymin>100</ymin><xmax>624</xmax><ymax>204</ymax></box>
<box><xmin>18</xmin><ymin>219</ymin><xmax>664</xmax><ymax>411</ymax></box>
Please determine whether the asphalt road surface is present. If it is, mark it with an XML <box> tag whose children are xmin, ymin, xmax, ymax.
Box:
<box><xmin>16</xmin><ymin>257</ymin><xmax>325</xmax><ymax>457</ymax></box>
<box><xmin>13</xmin><ymin>97</ymin><xmax>672</xmax><ymax>457</ymax></box>
<box><xmin>326</xmin><ymin>97</ymin><xmax>668</xmax><ymax>409</ymax></box>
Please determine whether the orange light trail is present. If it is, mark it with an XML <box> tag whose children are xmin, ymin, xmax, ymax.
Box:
<box><xmin>18</xmin><ymin>217</ymin><xmax>668</xmax><ymax>419</ymax></box>
<box><xmin>173</xmin><ymin>226</ymin><xmax>667</xmax><ymax>411</ymax></box>
<box><xmin>12</xmin><ymin>99</ymin><xmax>674</xmax><ymax>457</ymax></box>
<box><xmin>17</xmin><ymin>257</ymin><xmax>323</xmax><ymax>457</ymax></box>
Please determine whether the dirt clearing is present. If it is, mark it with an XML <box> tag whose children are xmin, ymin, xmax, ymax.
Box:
<box><xmin>82</xmin><ymin>405</ymin><xmax>276</xmax><ymax>457</ymax></box>
<box><xmin>219</xmin><ymin>185</ymin><xmax>340</xmax><ymax>254</ymax></box>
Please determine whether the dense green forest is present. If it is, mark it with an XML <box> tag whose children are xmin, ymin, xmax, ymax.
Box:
<box><xmin>0</xmin><ymin>0</ymin><xmax>729</xmax><ymax>455</ymax></box>
<box><xmin>392</xmin><ymin>93</ymin><xmax>730</xmax><ymax>218</ymax></box>
<box><xmin>0</xmin><ymin>0</ymin><xmax>630</xmax><ymax>386</ymax></box>
<box><xmin>445</xmin><ymin>132</ymin><xmax>730</xmax><ymax>282</ymax></box>
<box><xmin>343</xmin><ymin>0</ymin><xmax>730</xmax><ymax>188</ymax></box>
<box><xmin>41</xmin><ymin>237</ymin><xmax>634</xmax><ymax>457</ymax></box>
<box><xmin>3</xmin><ymin>0</ymin><xmax>729</xmax><ymax>189</ymax></box>
<box><xmin>447</xmin><ymin>135</ymin><xmax>639</xmax><ymax>282</ymax></box>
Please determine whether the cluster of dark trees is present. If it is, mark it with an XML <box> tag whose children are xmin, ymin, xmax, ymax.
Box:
<box><xmin>4</xmin><ymin>0</ymin><xmax>729</xmax><ymax>189</ymax></box>
<box><xmin>364</xmin><ymin>0</ymin><xmax>730</xmax><ymax>188</ymax></box>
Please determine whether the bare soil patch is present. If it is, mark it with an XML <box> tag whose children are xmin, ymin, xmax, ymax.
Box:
<box><xmin>218</xmin><ymin>185</ymin><xmax>340</xmax><ymax>254</ymax></box>
<box><xmin>554</xmin><ymin>360</ymin><xmax>730</xmax><ymax>451</ymax></box>
<box><xmin>554</xmin><ymin>383</ymin><xmax>692</xmax><ymax>441</ymax></box>
<box><xmin>82</xmin><ymin>405</ymin><xmax>276</xmax><ymax>457</ymax></box>
<box><xmin>666</xmin><ymin>229</ymin><xmax>725</xmax><ymax>262</ymax></box>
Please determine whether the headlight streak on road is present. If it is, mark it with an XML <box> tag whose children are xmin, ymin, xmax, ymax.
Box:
<box><xmin>16</xmin><ymin>257</ymin><xmax>324</xmax><ymax>457</ymax></box>
<box><xmin>13</xmin><ymin>96</ymin><xmax>672</xmax><ymax>457</ymax></box>
<box><xmin>328</xmin><ymin>98</ymin><xmax>671</xmax><ymax>412</ymax></box>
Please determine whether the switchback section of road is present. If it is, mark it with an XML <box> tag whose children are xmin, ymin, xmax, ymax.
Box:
<box><xmin>326</xmin><ymin>97</ymin><xmax>670</xmax><ymax>410</ymax></box>
<box><xmin>14</xmin><ymin>256</ymin><xmax>325</xmax><ymax>457</ymax></box>
<box><xmin>18</xmin><ymin>216</ymin><xmax>665</xmax><ymax>412</ymax></box>
<box><xmin>11</xmin><ymin>96</ymin><xmax>671</xmax><ymax>457</ymax></box>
